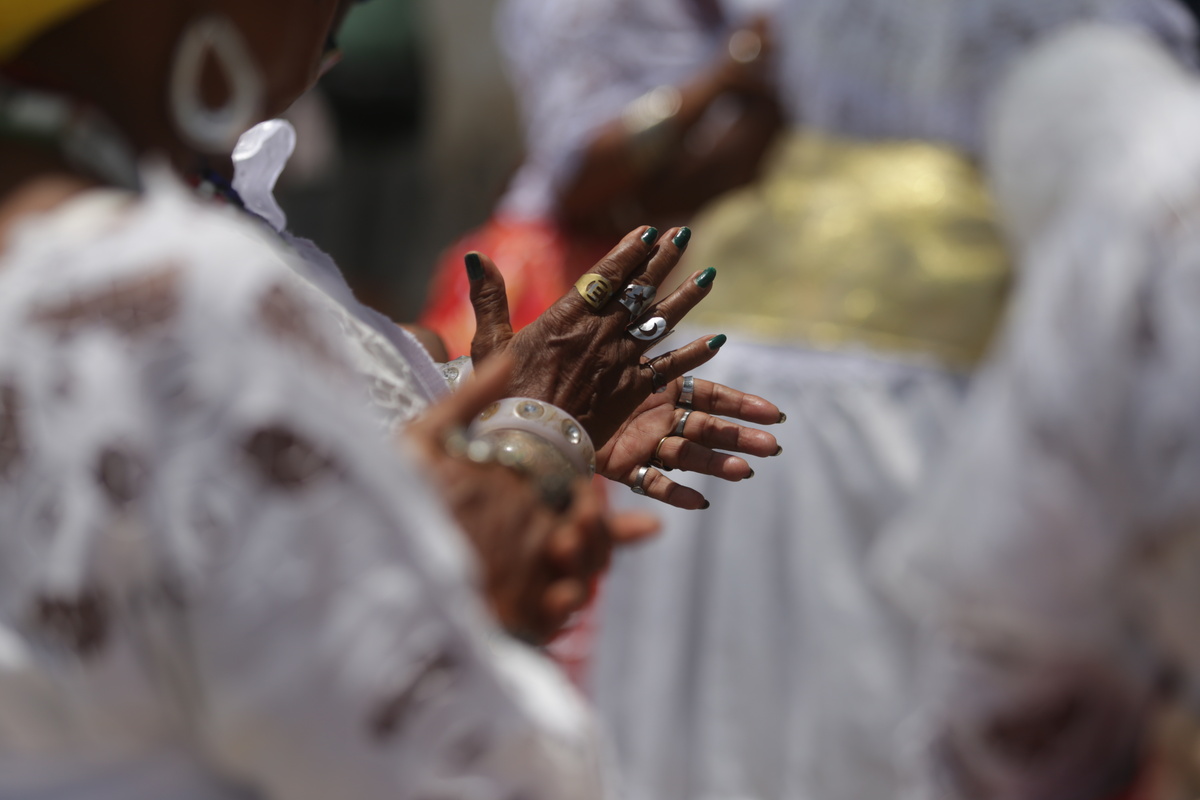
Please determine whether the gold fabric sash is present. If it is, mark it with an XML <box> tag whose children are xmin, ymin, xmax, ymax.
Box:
<box><xmin>681</xmin><ymin>131</ymin><xmax>1012</xmax><ymax>368</ymax></box>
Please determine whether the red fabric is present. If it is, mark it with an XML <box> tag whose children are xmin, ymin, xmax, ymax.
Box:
<box><xmin>420</xmin><ymin>216</ymin><xmax>610</xmax><ymax>360</ymax></box>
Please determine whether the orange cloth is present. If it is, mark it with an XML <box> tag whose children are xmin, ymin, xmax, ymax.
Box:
<box><xmin>420</xmin><ymin>216</ymin><xmax>610</xmax><ymax>359</ymax></box>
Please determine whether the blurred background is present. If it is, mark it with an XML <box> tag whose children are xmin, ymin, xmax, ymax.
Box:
<box><xmin>275</xmin><ymin>0</ymin><xmax>521</xmax><ymax>323</ymax></box>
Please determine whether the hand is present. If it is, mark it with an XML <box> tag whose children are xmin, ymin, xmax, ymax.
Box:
<box><xmin>405</xmin><ymin>354</ymin><xmax>659</xmax><ymax>642</ymax></box>
<box><xmin>467</xmin><ymin>226</ymin><xmax>727</xmax><ymax>447</ymax></box>
<box><xmin>597</xmin><ymin>376</ymin><xmax>784</xmax><ymax>509</ymax></box>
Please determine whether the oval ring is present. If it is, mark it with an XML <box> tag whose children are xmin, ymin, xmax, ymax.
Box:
<box><xmin>628</xmin><ymin>316</ymin><xmax>670</xmax><ymax>342</ymax></box>
<box><xmin>650</xmin><ymin>434</ymin><xmax>674</xmax><ymax>472</ymax></box>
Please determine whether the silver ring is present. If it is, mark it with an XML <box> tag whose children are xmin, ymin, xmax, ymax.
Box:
<box><xmin>632</xmin><ymin>465</ymin><xmax>652</xmax><ymax>495</ymax></box>
<box><xmin>674</xmin><ymin>409</ymin><xmax>694</xmax><ymax>437</ymax></box>
<box><xmin>618</xmin><ymin>284</ymin><xmax>657</xmax><ymax>320</ymax></box>
<box><xmin>628</xmin><ymin>316</ymin><xmax>671</xmax><ymax>343</ymax></box>
<box><xmin>646</xmin><ymin>359</ymin><xmax>670</xmax><ymax>394</ymax></box>
<box><xmin>678</xmin><ymin>375</ymin><xmax>695</xmax><ymax>408</ymax></box>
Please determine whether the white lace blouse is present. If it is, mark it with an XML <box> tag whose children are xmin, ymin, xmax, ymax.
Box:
<box><xmin>778</xmin><ymin>0</ymin><xmax>1195</xmax><ymax>155</ymax></box>
<box><xmin>879</xmin><ymin>24</ymin><xmax>1200</xmax><ymax>799</ymax></box>
<box><xmin>0</xmin><ymin>173</ymin><xmax>607</xmax><ymax>800</ymax></box>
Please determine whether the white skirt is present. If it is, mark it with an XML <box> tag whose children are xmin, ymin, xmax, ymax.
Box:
<box><xmin>589</xmin><ymin>337</ymin><xmax>967</xmax><ymax>800</ymax></box>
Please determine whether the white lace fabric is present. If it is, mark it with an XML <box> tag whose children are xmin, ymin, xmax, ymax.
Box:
<box><xmin>0</xmin><ymin>173</ymin><xmax>607</xmax><ymax>800</ymax></box>
<box><xmin>779</xmin><ymin>0</ymin><xmax>1195</xmax><ymax>155</ymax></box>
<box><xmin>878</xmin><ymin>24</ymin><xmax>1200</xmax><ymax>799</ymax></box>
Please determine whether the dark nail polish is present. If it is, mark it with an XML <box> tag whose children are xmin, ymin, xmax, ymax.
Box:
<box><xmin>701</xmin><ymin>500</ymin><xmax>712</xmax><ymax>510</ymax></box>
<box><xmin>747</xmin><ymin>469</ymin><xmax>756</xmax><ymax>479</ymax></box>
<box><xmin>641</xmin><ymin>227</ymin><xmax>658</xmax><ymax>245</ymax></box>
<box><xmin>778</xmin><ymin>412</ymin><xmax>788</xmax><ymax>424</ymax></box>
<box><xmin>707</xmin><ymin>334</ymin><xmax>727</xmax><ymax>351</ymax></box>
<box><xmin>774</xmin><ymin>445</ymin><xmax>784</xmax><ymax>457</ymax></box>
<box><xmin>673</xmin><ymin>226</ymin><xmax>692</xmax><ymax>250</ymax></box>
<box><xmin>465</xmin><ymin>252</ymin><xmax>484</xmax><ymax>281</ymax></box>
<box><xmin>695</xmin><ymin>267</ymin><xmax>717</xmax><ymax>288</ymax></box>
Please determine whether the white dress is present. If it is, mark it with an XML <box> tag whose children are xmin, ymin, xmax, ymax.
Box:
<box><xmin>588</xmin><ymin>3</ymin><xmax>1196</xmax><ymax>800</ymax></box>
<box><xmin>879</xmin><ymin>23</ymin><xmax>1200</xmax><ymax>800</ymax></box>
<box><xmin>0</xmin><ymin>173</ymin><xmax>608</xmax><ymax>800</ymax></box>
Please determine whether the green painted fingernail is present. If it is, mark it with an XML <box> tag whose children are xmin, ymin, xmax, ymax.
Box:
<box><xmin>465</xmin><ymin>252</ymin><xmax>484</xmax><ymax>281</ymax></box>
<box><xmin>641</xmin><ymin>227</ymin><xmax>658</xmax><ymax>245</ymax></box>
<box><xmin>707</xmin><ymin>334</ymin><xmax>727</xmax><ymax>351</ymax></box>
<box><xmin>747</xmin><ymin>469</ymin><xmax>756</xmax><ymax>479</ymax></box>
<box><xmin>695</xmin><ymin>267</ymin><xmax>717</xmax><ymax>288</ymax></box>
<box><xmin>673</xmin><ymin>226</ymin><xmax>692</xmax><ymax>249</ymax></box>
<box><xmin>774</xmin><ymin>445</ymin><xmax>784</xmax><ymax>456</ymax></box>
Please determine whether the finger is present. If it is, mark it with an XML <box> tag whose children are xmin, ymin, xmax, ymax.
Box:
<box><xmin>675</xmin><ymin>408</ymin><xmax>780</xmax><ymax>457</ymax></box>
<box><xmin>691</xmin><ymin>379</ymin><xmax>787</xmax><ymax>426</ymax></box>
<box><xmin>607</xmin><ymin>510</ymin><xmax>662</xmax><ymax>545</ymax></box>
<box><xmin>414</xmin><ymin>351</ymin><xmax>515</xmax><ymax>434</ymax></box>
<box><xmin>625</xmin><ymin>226</ymin><xmax>692</xmax><ymax>291</ymax></box>
<box><xmin>625</xmin><ymin>465</ymin><xmax>709</xmax><ymax>511</ymax></box>
<box><xmin>466</xmin><ymin>252</ymin><xmax>514</xmax><ymax>363</ymax></box>
<box><xmin>664</xmin><ymin>439</ymin><xmax>754</xmax><ymax>480</ymax></box>
<box><xmin>567</xmin><ymin>226</ymin><xmax>659</xmax><ymax>311</ymax></box>
<box><xmin>635</xmin><ymin>267</ymin><xmax>717</xmax><ymax>341</ymax></box>
<box><xmin>547</xmin><ymin>479</ymin><xmax>606</xmax><ymax>574</ymax></box>
<box><xmin>641</xmin><ymin>334</ymin><xmax>727</xmax><ymax>393</ymax></box>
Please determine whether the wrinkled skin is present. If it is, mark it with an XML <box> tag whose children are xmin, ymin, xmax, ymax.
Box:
<box><xmin>467</xmin><ymin>227</ymin><xmax>785</xmax><ymax>508</ymax></box>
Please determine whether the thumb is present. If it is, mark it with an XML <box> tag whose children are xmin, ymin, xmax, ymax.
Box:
<box><xmin>466</xmin><ymin>251</ymin><xmax>514</xmax><ymax>363</ymax></box>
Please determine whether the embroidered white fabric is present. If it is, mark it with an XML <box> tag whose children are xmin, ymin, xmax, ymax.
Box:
<box><xmin>778</xmin><ymin>0</ymin><xmax>1196</xmax><ymax>155</ymax></box>
<box><xmin>878</xmin><ymin>24</ymin><xmax>1200</xmax><ymax>799</ymax></box>
<box><xmin>0</xmin><ymin>173</ymin><xmax>608</xmax><ymax>800</ymax></box>
<box><xmin>495</xmin><ymin>0</ymin><xmax>779</xmax><ymax>219</ymax></box>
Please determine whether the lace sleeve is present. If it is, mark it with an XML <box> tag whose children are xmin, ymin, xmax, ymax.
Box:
<box><xmin>0</xmin><ymin>189</ymin><xmax>607</xmax><ymax>799</ymax></box>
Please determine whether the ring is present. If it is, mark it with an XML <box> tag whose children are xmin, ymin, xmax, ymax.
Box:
<box><xmin>674</xmin><ymin>409</ymin><xmax>694</xmax><ymax>437</ymax></box>
<box><xmin>650</xmin><ymin>435</ymin><xmax>673</xmax><ymax>471</ymax></box>
<box><xmin>678</xmin><ymin>375</ymin><xmax>695</xmax><ymax>408</ymax></box>
<box><xmin>632</xmin><ymin>465</ymin><xmax>653</xmax><ymax>495</ymax></box>
<box><xmin>628</xmin><ymin>316</ymin><xmax>670</xmax><ymax>342</ymax></box>
<box><xmin>645</xmin><ymin>359</ymin><xmax>670</xmax><ymax>394</ymax></box>
<box><xmin>618</xmin><ymin>283</ymin><xmax>657</xmax><ymax>320</ymax></box>
<box><xmin>575</xmin><ymin>273</ymin><xmax>615</xmax><ymax>310</ymax></box>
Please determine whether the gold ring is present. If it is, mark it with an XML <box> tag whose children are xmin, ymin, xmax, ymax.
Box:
<box><xmin>650</xmin><ymin>435</ymin><xmax>673</xmax><ymax>471</ymax></box>
<box><xmin>574</xmin><ymin>273</ymin><xmax>615</xmax><ymax>310</ymax></box>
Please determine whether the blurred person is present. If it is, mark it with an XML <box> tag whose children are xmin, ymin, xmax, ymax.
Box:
<box><xmin>420</xmin><ymin>0</ymin><xmax>783</xmax><ymax>359</ymax></box>
<box><xmin>877</xmin><ymin>13</ymin><xmax>1200</xmax><ymax>800</ymax></box>
<box><xmin>586</xmin><ymin>1</ymin><xmax>1198</xmax><ymax>800</ymax></box>
<box><xmin>0</xmin><ymin>0</ymin><xmax>785</xmax><ymax>797</ymax></box>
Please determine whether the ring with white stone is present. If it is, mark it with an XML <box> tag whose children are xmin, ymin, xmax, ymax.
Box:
<box><xmin>678</xmin><ymin>375</ymin><xmax>695</xmax><ymax>408</ymax></box>
<box><xmin>632</xmin><ymin>465</ymin><xmax>653</xmax><ymax>496</ymax></box>
<box><xmin>468</xmin><ymin>397</ymin><xmax>596</xmax><ymax>478</ymax></box>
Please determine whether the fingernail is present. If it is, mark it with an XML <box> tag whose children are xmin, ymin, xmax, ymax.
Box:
<box><xmin>641</xmin><ymin>227</ymin><xmax>659</xmax><ymax>245</ymax></box>
<box><xmin>774</xmin><ymin>445</ymin><xmax>784</xmax><ymax>456</ymax></box>
<box><xmin>465</xmin><ymin>252</ymin><xmax>484</xmax><ymax>281</ymax></box>
<box><xmin>701</xmin><ymin>500</ymin><xmax>712</xmax><ymax>510</ymax></box>
<box><xmin>673</xmin><ymin>226</ymin><xmax>692</xmax><ymax>250</ymax></box>
<box><xmin>747</xmin><ymin>469</ymin><xmax>756</xmax><ymax>479</ymax></box>
<box><xmin>695</xmin><ymin>267</ymin><xmax>717</xmax><ymax>288</ymax></box>
<box><xmin>778</xmin><ymin>412</ymin><xmax>788</xmax><ymax>424</ymax></box>
<box><xmin>707</xmin><ymin>334</ymin><xmax>727</xmax><ymax>351</ymax></box>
